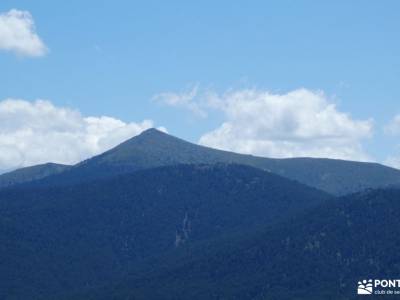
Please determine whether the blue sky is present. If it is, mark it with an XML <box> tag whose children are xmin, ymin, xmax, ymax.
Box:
<box><xmin>0</xmin><ymin>1</ymin><xmax>400</xmax><ymax>171</ymax></box>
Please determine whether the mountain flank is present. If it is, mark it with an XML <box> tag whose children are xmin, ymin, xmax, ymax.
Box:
<box><xmin>0</xmin><ymin>162</ymin><xmax>71</xmax><ymax>189</ymax></box>
<box><xmin>5</xmin><ymin>128</ymin><xmax>400</xmax><ymax>196</ymax></box>
<box><xmin>0</xmin><ymin>163</ymin><xmax>330</xmax><ymax>299</ymax></box>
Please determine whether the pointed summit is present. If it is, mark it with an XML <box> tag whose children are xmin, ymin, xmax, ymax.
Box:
<box><xmin>107</xmin><ymin>127</ymin><xmax>194</xmax><ymax>154</ymax></box>
<box><xmin>15</xmin><ymin>128</ymin><xmax>400</xmax><ymax>196</ymax></box>
<box><xmin>136</xmin><ymin>127</ymin><xmax>167</xmax><ymax>138</ymax></box>
<box><xmin>95</xmin><ymin>127</ymin><xmax>220</xmax><ymax>167</ymax></box>
<box><xmin>122</xmin><ymin>128</ymin><xmax>176</xmax><ymax>145</ymax></box>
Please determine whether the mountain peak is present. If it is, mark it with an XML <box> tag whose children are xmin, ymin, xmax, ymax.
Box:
<box><xmin>139</xmin><ymin>127</ymin><xmax>166</xmax><ymax>137</ymax></box>
<box><xmin>122</xmin><ymin>128</ymin><xmax>183</xmax><ymax>146</ymax></box>
<box><xmin>18</xmin><ymin>127</ymin><xmax>400</xmax><ymax>196</ymax></box>
<box><xmin>123</xmin><ymin>128</ymin><xmax>174</xmax><ymax>145</ymax></box>
<box><xmin>89</xmin><ymin>127</ymin><xmax>195</xmax><ymax>168</ymax></box>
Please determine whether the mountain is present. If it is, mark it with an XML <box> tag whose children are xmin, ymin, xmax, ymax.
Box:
<box><xmin>89</xmin><ymin>188</ymin><xmax>400</xmax><ymax>300</ymax></box>
<box><xmin>0</xmin><ymin>162</ymin><xmax>71</xmax><ymax>189</ymax></box>
<box><xmin>24</xmin><ymin>128</ymin><xmax>400</xmax><ymax>196</ymax></box>
<box><xmin>0</xmin><ymin>164</ymin><xmax>330</xmax><ymax>300</ymax></box>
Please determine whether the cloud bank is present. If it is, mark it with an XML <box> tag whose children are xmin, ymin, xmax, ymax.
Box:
<box><xmin>159</xmin><ymin>87</ymin><xmax>373</xmax><ymax>161</ymax></box>
<box><xmin>0</xmin><ymin>9</ymin><xmax>47</xmax><ymax>57</ymax></box>
<box><xmin>199</xmin><ymin>89</ymin><xmax>373</xmax><ymax>161</ymax></box>
<box><xmin>0</xmin><ymin>99</ymin><xmax>162</xmax><ymax>172</ymax></box>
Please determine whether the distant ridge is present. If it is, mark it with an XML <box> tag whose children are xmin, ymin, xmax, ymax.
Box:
<box><xmin>0</xmin><ymin>162</ymin><xmax>71</xmax><ymax>189</ymax></box>
<box><xmin>2</xmin><ymin>128</ymin><xmax>400</xmax><ymax>195</ymax></box>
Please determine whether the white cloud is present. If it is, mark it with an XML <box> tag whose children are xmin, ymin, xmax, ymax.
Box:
<box><xmin>384</xmin><ymin>156</ymin><xmax>400</xmax><ymax>169</ymax></box>
<box><xmin>383</xmin><ymin>115</ymin><xmax>400</xmax><ymax>169</ymax></box>
<box><xmin>0</xmin><ymin>9</ymin><xmax>47</xmax><ymax>57</ymax></box>
<box><xmin>152</xmin><ymin>85</ymin><xmax>208</xmax><ymax>118</ymax></box>
<box><xmin>384</xmin><ymin>115</ymin><xmax>400</xmax><ymax>136</ymax></box>
<box><xmin>195</xmin><ymin>88</ymin><xmax>373</xmax><ymax>161</ymax></box>
<box><xmin>0</xmin><ymin>99</ymin><xmax>162</xmax><ymax>172</ymax></box>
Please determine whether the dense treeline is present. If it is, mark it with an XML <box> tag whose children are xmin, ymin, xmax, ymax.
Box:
<box><xmin>0</xmin><ymin>164</ymin><xmax>330</xmax><ymax>299</ymax></box>
<box><xmin>86</xmin><ymin>188</ymin><xmax>400</xmax><ymax>300</ymax></box>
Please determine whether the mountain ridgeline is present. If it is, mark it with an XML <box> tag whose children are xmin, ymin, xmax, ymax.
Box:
<box><xmin>0</xmin><ymin>162</ymin><xmax>71</xmax><ymax>189</ymax></box>
<box><xmin>0</xmin><ymin>128</ymin><xmax>399</xmax><ymax>299</ymax></box>
<box><xmin>2</xmin><ymin>128</ymin><xmax>400</xmax><ymax>195</ymax></box>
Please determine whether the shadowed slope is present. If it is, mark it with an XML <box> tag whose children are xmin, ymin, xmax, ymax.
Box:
<box><xmin>91</xmin><ymin>188</ymin><xmax>400</xmax><ymax>300</ymax></box>
<box><xmin>29</xmin><ymin>128</ymin><xmax>400</xmax><ymax>195</ymax></box>
<box><xmin>0</xmin><ymin>163</ymin><xmax>330</xmax><ymax>299</ymax></box>
<box><xmin>0</xmin><ymin>163</ymin><xmax>71</xmax><ymax>189</ymax></box>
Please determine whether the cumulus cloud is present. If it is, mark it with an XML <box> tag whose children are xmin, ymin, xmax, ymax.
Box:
<box><xmin>0</xmin><ymin>99</ymin><xmax>163</xmax><ymax>172</ymax></box>
<box><xmin>152</xmin><ymin>85</ymin><xmax>208</xmax><ymax>118</ymax></box>
<box><xmin>0</xmin><ymin>9</ymin><xmax>47</xmax><ymax>57</ymax></box>
<box><xmin>383</xmin><ymin>115</ymin><xmax>400</xmax><ymax>169</ymax></box>
<box><xmin>384</xmin><ymin>115</ymin><xmax>400</xmax><ymax>136</ymax></box>
<box><xmin>194</xmin><ymin>88</ymin><xmax>373</xmax><ymax>161</ymax></box>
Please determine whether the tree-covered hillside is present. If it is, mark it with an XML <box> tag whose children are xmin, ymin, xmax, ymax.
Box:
<box><xmin>90</xmin><ymin>188</ymin><xmax>400</xmax><ymax>300</ymax></box>
<box><xmin>0</xmin><ymin>164</ymin><xmax>329</xmax><ymax>299</ymax></box>
<box><xmin>0</xmin><ymin>163</ymin><xmax>70</xmax><ymax>189</ymax></box>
